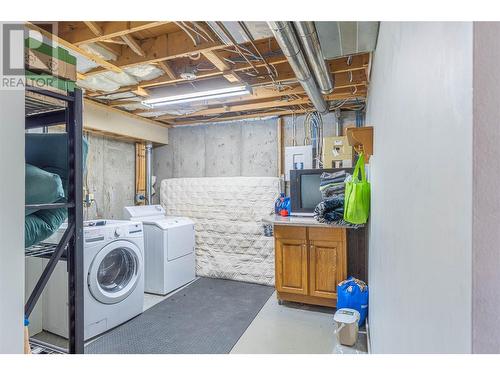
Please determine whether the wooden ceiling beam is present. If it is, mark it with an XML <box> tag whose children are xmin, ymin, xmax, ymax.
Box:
<box><xmin>84</xmin><ymin>31</ymin><xmax>224</xmax><ymax>76</ymax></box>
<box><xmin>202</xmin><ymin>50</ymin><xmax>230</xmax><ymax>71</ymax></box>
<box><xmin>328</xmin><ymin>53</ymin><xmax>370</xmax><ymax>74</ymax></box>
<box><xmin>84</xmin><ymin>99</ymin><xmax>171</xmax><ymax>128</ymax></box>
<box><xmin>120</xmin><ymin>34</ymin><xmax>146</xmax><ymax>57</ymax></box>
<box><xmin>26</xmin><ymin>22</ymin><xmax>123</xmax><ymax>73</ymax></box>
<box><xmin>132</xmin><ymin>87</ymin><xmax>149</xmax><ymax>97</ymax></box>
<box><xmin>156</xmin><ymin>97</ymin><xmax>312</xmax><ymax>121</ymax></box>
<box><xmin>83</xmin><ymin>21</ymin><xmax>103</xmax><ymax>36</ymax></box>
<box><xmin>61</xmin><ymin>21</ymin><xmax>172</xmax><ymax>45</ymax></box>
<box><xmin>156</xmin><ymin>61</ymin><xmax>177</xmax><ymax>80</ymax></box>
<box><xmin>202</xmin><ymin>50</ymin><xmax>244</xmax><ymax>83</ymax></box>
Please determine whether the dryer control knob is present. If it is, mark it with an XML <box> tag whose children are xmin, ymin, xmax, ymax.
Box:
<box><xmin>114</xmin><ymin>227</ymin><xmax>125</xmax><ymax>237</ymax></box>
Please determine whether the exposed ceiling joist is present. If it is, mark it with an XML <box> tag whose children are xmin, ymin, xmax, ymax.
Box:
<box><xmin>157</xmin><ymin>97</ymin><xmax>311</xmax><ymax>121</ymax></box>
<box><xmin>61</xmin><ymin>21</ymin><xmax>172</xmax><ymax>45</ymax></box>
<box><xmin>83</xmin><ymin>21</ymin><xmax>103</xmax><ymax>36</ymax></box>
<box><xmin>27</xmin><ymin>22</ymin><xmax>123</xmax><ymax>74</ymax></box>
<box><xmin>120</xmin><ymin>34</ymin><xmax>146</xmax><ymax>57</ymax></box>
<box><xmin>132</xmin><ymin>87</ymin><xmax>149</xmax><ymax>97</ymax></box>
<box><xmin>86</xmin><ymin>53</ymin><xmax>368</xmax><ymax>100</ymax></box>
<box><xmin>202</xmin><ymin>50</ymin><xmax>243</xmax><ymax>83</ymax></box>
<box><xmin>202</xmin><ymin>50</ymin><xmax>231</xmax><ymax>71</ymax></box>
<box><xmin>45</xmin><ymin>21</ymin><xmax>371</xmax><ymax>124</ymax></box>
<box><xmin>222</xmin><ymin>70</ymin><xmax>242</xmax><ymax>83</ymax></box>
<box><xmin>156</xmin><ymin>61</ymin><xmax>177</xmax><ymax>80</ymax></box>
<box><xmin>84</xmin><ymin>32</ymin><xmax>224</xmax><ymax>76</ymax></box>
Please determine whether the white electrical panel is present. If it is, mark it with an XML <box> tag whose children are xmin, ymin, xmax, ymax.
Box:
<box><xmin>284</xmin><ymin>145</ymin><xmax>313</xmax><ymax>181</ymax></box>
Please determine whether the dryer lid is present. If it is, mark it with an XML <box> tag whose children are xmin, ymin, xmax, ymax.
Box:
<box><xmin>143</xmin><ymin>217</ymin><xmax>194</xmax><ymax>230</ymax></box>
<box><xmin>124</xmin><ymin>205</ymin><xmax>165</xmax><ymax>220</ymax></box>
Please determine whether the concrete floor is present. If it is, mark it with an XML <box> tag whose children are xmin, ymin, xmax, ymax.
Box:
<box><xmin>33</xmin><ymin>282</ymin><xmax>367</xmax><ymax>354</ymax></box>
<box><xmin>230</xmin><ymin>292</ymin><xmax>367</xmax><ymax>354</ymax></box>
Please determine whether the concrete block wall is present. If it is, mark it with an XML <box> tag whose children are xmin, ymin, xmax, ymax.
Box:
<box><xmin>153</xmin><ymin>118</ymin><xmax>279</xmax><ymax>190</ymax></box>
<box><xmin>83</xmin><ymin>133</ymin><xmax>135</xmax><ymax>220</ymax></box>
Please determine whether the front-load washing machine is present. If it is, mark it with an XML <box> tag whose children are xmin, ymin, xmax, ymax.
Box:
<box><xmin>43</xmin><ymin>220</ymin><xmax>144</xmax><ymax>340</ymax></box>
<box><xmin>124</xmin><ymin>205</ymin><xmax>195</xmax><ymax>295</ymax></box>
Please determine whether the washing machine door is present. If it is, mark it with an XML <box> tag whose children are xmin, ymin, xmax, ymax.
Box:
<box><xmin>88</xmin><ymin>240</ymin><xmax>142</xmax><ymax>304</ymax></box>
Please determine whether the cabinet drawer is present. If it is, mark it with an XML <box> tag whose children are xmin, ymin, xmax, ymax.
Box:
<box><xmin>274</xmin><ymin>225</ymin><xmax>307</xmax><ymax>240</ymax></box>
<box><xmin>308</xmin><ymin>227</ymin><xmax>345</xmax><ymax>242</ymax></box>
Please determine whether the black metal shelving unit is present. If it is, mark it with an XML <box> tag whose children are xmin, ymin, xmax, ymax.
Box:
<box><xmin>24</xmin><ymin>86</ymin><xmax>84</xmax><ymax>354</ymax></box>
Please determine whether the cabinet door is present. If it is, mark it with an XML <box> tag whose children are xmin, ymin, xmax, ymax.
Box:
<box><xmin>275</xmin><ymin>238</ymin><xmax>308</xmax><ymax>295</ymax></box>
<box><xmin>309</xmin><ymin>240</ymin><xmax>346</xmax><ymax>299</ymax></box>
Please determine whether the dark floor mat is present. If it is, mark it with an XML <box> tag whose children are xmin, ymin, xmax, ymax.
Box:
<box><xmin>85</xmin><ymin>277</ymin><xmax>274</xmax><ymax>354</ymax></box>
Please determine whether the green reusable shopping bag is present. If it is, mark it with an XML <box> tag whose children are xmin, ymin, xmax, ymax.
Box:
<box><xmin>344</xmin><ymin>153</ymin><xmax>370</xmax><ymax>224</ymax></box>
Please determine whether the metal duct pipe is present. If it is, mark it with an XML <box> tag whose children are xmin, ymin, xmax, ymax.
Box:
<box><xmin>293</xmin><ymin>22</ymin><xmax>334</xmax><ymax>94</ymax></box>
<box><xmin>145</xmin><ymin>142</ymin><xmax>153</xmax><ymax>205</ymax></box>
<box><xmin>268</xmin><ymin>21</ymin><xmax>329</xmax><ymax>114</ymax></box>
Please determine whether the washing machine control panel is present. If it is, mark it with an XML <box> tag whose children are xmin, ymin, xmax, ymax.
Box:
<box><xmin>82</xmin><ymin>222</ymin><xmax>143</xmax><ymax>243</ymax></box>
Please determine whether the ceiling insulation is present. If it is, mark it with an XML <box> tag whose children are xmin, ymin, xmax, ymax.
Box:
<box><xmin>81</xmin><ymin>42</ymin><xmax>117</xmax><ymax>60</ymax></box>
<box><xmin>124</xmin><ymin>65</ymin><xmax>164</xmax><ymax>81</ymax></box>
<box><xmin>78</xmin><ymin>64</ymin><xmax>164</xmax><ymax>92</ymax></box>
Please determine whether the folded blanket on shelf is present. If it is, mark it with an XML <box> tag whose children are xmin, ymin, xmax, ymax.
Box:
<box><xmin>25</xmin><ymin>208</ymin><xmax>67</xmax><ymax>248</ymax></box>
<box><xmin>24</xmin><ymin>134</ymin><xmax>89</xmax><ymax>248</ymax></box>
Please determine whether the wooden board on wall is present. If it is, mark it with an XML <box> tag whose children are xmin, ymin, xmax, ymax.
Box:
<box><xmin>135</xmin><ymin>143</ymin><xmax>146</xmax><ymax>205</ymax></box>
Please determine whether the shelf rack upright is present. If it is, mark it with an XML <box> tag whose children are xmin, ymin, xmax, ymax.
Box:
<box><xmin>24</xmin><ymin>86</ymin><xmax>84</xmax><ymax>354</ymax></box>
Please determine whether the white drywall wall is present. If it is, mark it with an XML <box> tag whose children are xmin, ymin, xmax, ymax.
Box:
<box><xmin>472</xmin><ymin>22</ymin><xmax>500</xmax><ymax>353</ymax></box>
<box><xmin>0</xmin><ymin>22</ymin><xmax>25</xmax><ymax>353</ymax></box>
<box><xmin>366</xmin><ymin>22</ymin><xmax>473</xmax><ymax>353</ymax></box>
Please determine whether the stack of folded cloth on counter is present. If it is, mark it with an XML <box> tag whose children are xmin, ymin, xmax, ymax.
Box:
<box><xmin>319</xmin><ymin>170</ymin><xmax>349</xmax><ymax>199</ymax></box>
<box><xmin>315</xmin><ymin>170</ymin><xmax>360</xmax><ymax>227</ymax></box>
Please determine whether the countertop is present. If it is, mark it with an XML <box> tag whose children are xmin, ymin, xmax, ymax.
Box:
<box><xmin>262</xmin><ymin>214</ymin><xmax>363</xmax><ymax>229</ymax></box>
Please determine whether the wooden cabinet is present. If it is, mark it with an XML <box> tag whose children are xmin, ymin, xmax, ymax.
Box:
<box><xmin>274</xmin><ymin>225</ymin><xmax>347</xmax><ymax>307</ymax></box>
<box><xmin>275</xmin><ymin>239</ymin><xmax>308</xmax><ymax>295</ymax></box>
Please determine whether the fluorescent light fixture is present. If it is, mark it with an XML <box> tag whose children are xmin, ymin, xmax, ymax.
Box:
<box><xmin>143</xmin><ymin>85</ymin><xmax>252</xmax><ymax>107</ymax></box>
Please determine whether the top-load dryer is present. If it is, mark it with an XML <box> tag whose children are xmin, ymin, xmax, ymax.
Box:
<box><xmin>124</xmin><ymin>205</ymin><xmax>195</xmax><ymax>295</ymax></box>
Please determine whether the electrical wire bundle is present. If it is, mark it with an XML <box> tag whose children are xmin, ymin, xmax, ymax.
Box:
<box><xmin>303</xmin><ymin>111</ymin><xmax>324</xmax><ymax>168</ymax></box>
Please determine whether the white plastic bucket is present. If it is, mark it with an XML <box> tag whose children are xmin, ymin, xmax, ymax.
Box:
<box><xmin>334</xmin><ymin>308</ymin><xmax>360</xmax><ymax>346</ymax></box>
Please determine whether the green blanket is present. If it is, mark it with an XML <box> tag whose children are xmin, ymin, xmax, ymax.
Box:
<box><xmin>25</xmin><ymin>164</ymin><xmax>65</xmax><ymax>216</ymax></box>
<box><xmin>25</xmin><ymin>133</ymin><xmax>88</xmax><ymax>248</ymax></box>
